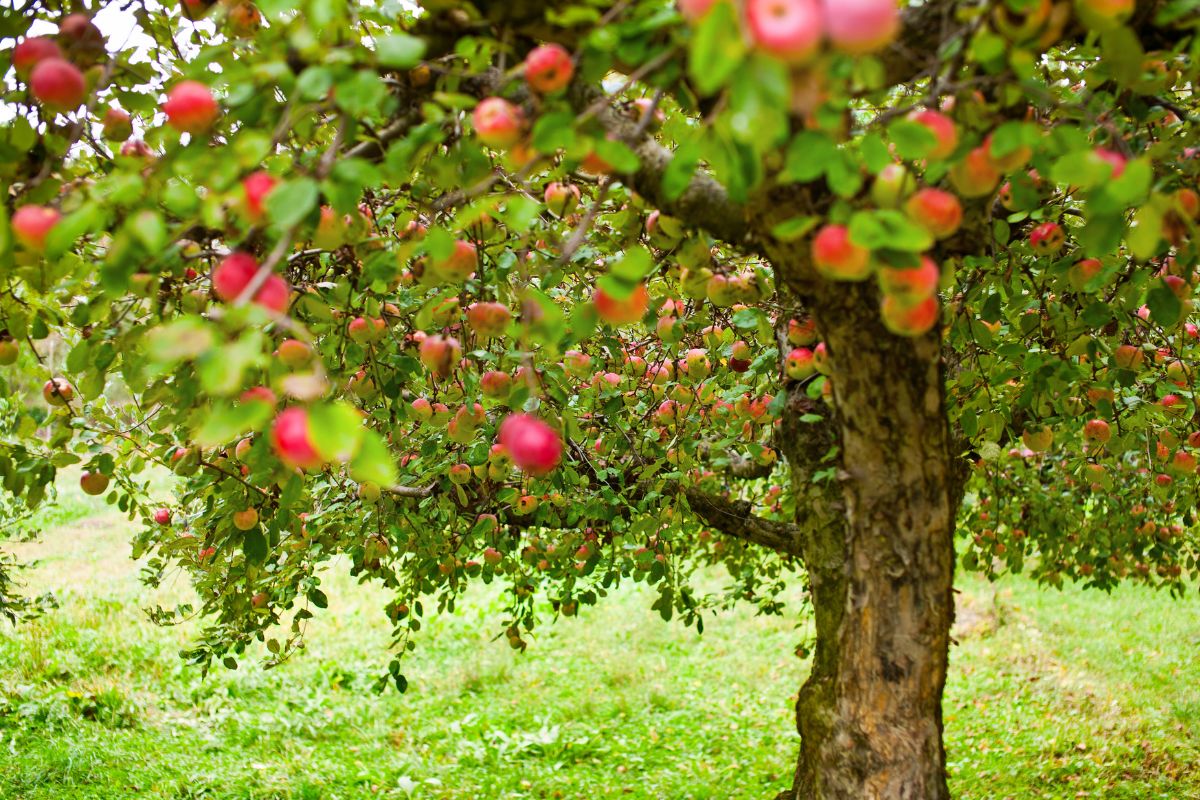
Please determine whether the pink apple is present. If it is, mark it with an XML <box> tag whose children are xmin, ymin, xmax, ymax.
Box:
<box><xmin>822</xmin><ymin>0</ymin><xmax>900</xmax><ymax>55</ymax></box>
<box><xmin>544</xmin><ymin>182</ymin><xmax>581</xmax><ymax>217</ymax></box>
<box><xmin>472</xmin><ymin>97</ymin><xmax>524</xmax><ymax>148</ymax></box>
<box><xmin>30</xmin><ymin>58</ymin><xmax>86</xmax><ymax>111</ymax></box>
<box><xmin>12</xmin><ymin>205</ymin><xmax>61</xmax><ymax>252</ymax></box>
<box><xmin>12</xmin><ymin>37</ymin><xmax>63</xmax><ymax>79</ymax></box>
<box><xmin>746</xmin><ymin>0</ymin><xmax>823</xmax><ymax>64</ymax></box>
<box><xmin>466</xmin><ymin>301</ymin><xmax>510</xmax><ymax>338</ymax></box>
<box><xmin>498</xmin><ymin>413</ymin><xmax>563</xmax><ymax>476</ymax></box>
<box><xmin>419</xmin><ymin>335</ymin><xmax>462</xmax><ymax>379</ymax></box>
<box><xmin>878</xmin><ymin>256</ymin><xmax>940</xmax><ymax>306</ymax></box>
<box><xmin>271</xmin><ymin>407</ymin><xmax>323</xmax><ymax>470</ymax></box>
<box><xmin>241</xmin><ymin>171</ymin><xmax>277</xmax><ymax>222</ymax></box>
<box><xmin>431</xmin><ymin>239</ymin><xmax>477</xmax><ymax>283</ymax></box>
<box><xmin>163</xmin><ymin>80</ymin><xmax>219</xmax><ymax>134</ymax></box>
<box><xmin>1029</xmin><ymin>222</ymin><xmax>1065</xmax><ymax>256</ymax></box>
<box><xmin>812</xmin><ymin>224</ymin><xmax>872</xmax><ymax>281</ymax></box>
<box><xmin>524</xmin><ymin>44</ymin><xmax>574</xmax><ymax>93</ymax></box>
<box><xmin>904</xmin><ymin>189</ymin><xmax>962</xmax><ymax>239</ymax></box>
<box><xmin>594</xmin><ymin>284</ymin><xmax>649</xmax><ymax>325</ymax></box>
<box><xmin>785</xmin><ymin>347</ymin><xmax>816</xmax><ymax>380</ymax></box>
<box><xmin>881</xmin><ymin>295</ymin><xmax>939</xmax><ymax>337</ymax></box>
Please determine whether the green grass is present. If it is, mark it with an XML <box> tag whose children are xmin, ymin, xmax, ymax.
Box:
<box><xmin>1</xmin><ymin>496</ymin><xmax>1198</xmax><ymax>800</ymax></box>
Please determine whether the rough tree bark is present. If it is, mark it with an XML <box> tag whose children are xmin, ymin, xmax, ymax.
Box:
<box><xmin>786</xmin><ymin>281</ymin><xmax>957</xmax><ymax>800</ymax></box>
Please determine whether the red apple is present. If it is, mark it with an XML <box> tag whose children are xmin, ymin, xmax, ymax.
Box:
<box><xmin>57</xmin><ymin>13</ymin><xmax>106</xmax><ymax>67</ymax></box>
<box><xmin>101</xmin><ymin>107</ymin><xmax>133</xmax><ymax>142</ymax></box>
<box><xmin>30</xmin><ymin>58</ymin><xmax>86</xmax><ymax>111</ymax></box>
<box><xmin>1029</xmin><ymin>222</ymin><xmax>1065</xmax><ymax>256</ymax></box>
<box><xmin>1083</xmin><ymin>418</ymin><xmax>1111</xmax><ymax>444</ymax></box>
<box><xmin>211</xmin><ymin>252</ymin><xmax>289</xmax><ymax>313</ymax></box>
<box><xmin>544</xmin><ymin>182</ymin><xmax>581</xmax><ymax>217</ymax></box>
<box><xmin>163</xmin><ymin>80</ymin><xmax>219</xmax><ymax>134</ymax></box>
<box><xmin>241</xmin><ymin>386</ymin><xmax>277</xmax><ymax>407</ymax></box>
<box><xmin>904</xmin><ymin>189</ymin><xmax>962</xmax><ymax>240</ymax></box>
<box><xmin>881</xmin><ymin>295</ymin><xmax>939</xmax><ymax>337</ymax></box>
<box><xmin>878</xmin><ymin>256</ymin><xmax>940</xmax><ymax>306</ymax></box>
<box><xmin>240</xmin><ymin>171</ymin><xmax>277</xmax><ymax>222</ymax></box>
<box><xmin>498</xmin><ymin>413</ymin><xmax>563</xmax><ymax>476</ymax></box>
<box><xmin>1113</xmin><ymin>344</ymin><xmax>1143</xmax><ymax>370</ymax></box>
<box><xmin>12</xmin><ymin>205</ymin><xmax>61</xmax><ymax>252</ymax></box>
<box><xmin>12</xmin><ymin>37</ymin><xmax>63</xmax><ymax>79</ymax></box>
<box><xmin>788</xmin><ymin>317</ymin><xmax>818</xmax><ymax>346</ymax></box>
<box><xmin>43</xmin><ymin>377</ymin><xmax>74</xmax><ymax>406</ymax></box>
<box><xmin>812</xmin><ymin>224</ymin><xmax>872</xmax><ymax>281</ymax></box>
<box><xmin>466</xmin><ymin>301</ymin><xmax>510</xmax><ymax>338</ymax></box>
<box><xmin>949</xmin><ymin>146</ymin><xmax>1002</xmax><ymax>198</ymax></box>
<box><xmin>270</xmin><ymin>407</ymin><xmax>323</xmax><ymax>471</ymax></box>
<box><xmin>524</xmin><ymin>43</ymin><xmax>574</xmax><ymax>94</ymax></box>
<box><xmin>1068</xmin><ymin>258</ymin><xmax>1102</xmax><ymax>291</ymax></box>
<box><xmin>785</xmin><ymin>347</ymin><xmax>816</xmax><ymax>380</ymax></box>
<box><xmin>746</xmin><ymin>0</ymin><xmax>823</xmax><ymax>64</ymax></box>
<box><xmin>472</xmin><ymin>97</ymin><xmax>524</xmax><ymax>148</ymax></box>
<box><xmin>277</xmin><ymin>338</ymin><xmax>312</xmax><ymax>367</ymax></box>
<box><xmin>226</xmin><ymin>1</ymin><xmax>262</xmax><ymax>35</ymax></box>
<box><xmin>822</xmin><ymin>0</ymin><xmax>899</xmax><ymax>55</ymax></box>
<box><xmin>431</xmin><ymin>240</ymin><xmax>477</xmax><ymax>283</ymax></box>
<box><xmin>154</xmin><ymin>508</ymin><xmax>172</xmax><ymax>525</ymax></box>
<box><xmin>79</xmin><ymin>471</ymin><xmax>110</xmax><ymax>496</ymax></box>
<box><xmin>419</xmin><ymin>335</ymin><xmax>462</xmax><ymax>379</ymax></box>
<box><xmin>480</xmin><ymin>370</ymin><xmax>512</xmax><ymax>398</ymax></box>
<box><xmin>594</xmin><ymin>283</ymin><xmax>650</xmax><ymax>325</ymax></box>
<box><xmin>907</xmin><ymin>109</ymin><xmax>955</xmax><ymax>160</ymax></box>
<box><xmin>233</xmin><ymin>507</ymin><xmax>259</xmax><ymax>530</ymax></box>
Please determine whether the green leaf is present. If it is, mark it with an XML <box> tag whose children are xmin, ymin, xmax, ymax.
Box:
<box><xmin>848</xmin><ymin>210</ymin><xmax>933</xmax><ymax>252</ymax></box>
<box><xmin>610</xmin><ymin>248</ymin><xmax>654</xmax><ymax>285</ymax></box>
<box><xmin>376</xmin><ymin>33</ymin><xmax>427</xmax><ymax>68</ymax></box>
<box><xmin>770</xmin><ymin>216</ymin><xmax>819</xmax><ymax>242</ymax></box>
<box><xmin>781</xmin><ymin>131</ymin><xmax>835</xmax><ymax>183</ymax></box>
<box><xmin>1147</xmin><ymin>282</ymin><xmax>1183</xmax><ymax>328</ymax></box>
<box><xmin>662</xmin><ymin>140</ymin><xmax>701</xmax><ymax>201</ymax></box>
<box><xmin>266</xmin><ymin>178</ymin><xmax>319</xmax><ymax>228</ymax></box>
<box><xmin>243</xmin><ymin>529</ymin><xmax>268</xmax><ymax>564</ymax></box>
<box><xmin>193</xmin><ymin>401</ymin><xmax>273</xmax><ymax>448</ymax></box>
<box><xmin>888</xmin><ymin>119</ymin><xmax>938</xmax><ymax>161</ymax></box>
<box><xmin>591</xmin><ymin>138</ymin><xmax>640</xmax><ymax>174</ymax></box>
<box><xmin>197</xmin><ymin>332</ymin><xmax>265</xmax><ymax>396</ymax></box>
<box><xmin>308</xmin><ymin>402</ymin><xmax>365</xmax><ymax>463</ymax></box>
<box><xmin>687</xmin><ymin>1</ymin><xmax>745</xmax><ymax>96</ymax></box>
<box><xmin>349</xmin><ymin>429</ymin><xmax>399</xmax><ymax>487</ymax></box>
<box><xmin>146</xmin><ymin>317</ymin><xmax>215</xmax><ymax>365</ymax></box>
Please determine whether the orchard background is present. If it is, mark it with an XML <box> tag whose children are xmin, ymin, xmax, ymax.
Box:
<box><xmin>1</xmin><ymin>0</ymin><xmax>1200</xmax><ymax>798</ymax></box>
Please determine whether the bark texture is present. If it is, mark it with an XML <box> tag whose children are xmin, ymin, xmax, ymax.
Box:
<box><xmin>787</xmin><ymin>281</ymin><xmax>957</xmax><ymax>800</ymax></box>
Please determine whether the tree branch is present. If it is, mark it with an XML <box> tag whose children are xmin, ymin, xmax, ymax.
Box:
<box><xmin>682</xmin><ymin>487</ymin><xmax>805</xmax><ymax>557</ymax></box>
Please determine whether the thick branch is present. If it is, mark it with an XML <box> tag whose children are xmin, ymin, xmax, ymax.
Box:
<box><xmin>568</xmin><ymin>84</ymin><xmax>753</xmax><ymax>248</ymax></box>
<box><xmin>682</xmin><ymin>487</ymin><xmax>804</xmax><ymax>557</ymax></box>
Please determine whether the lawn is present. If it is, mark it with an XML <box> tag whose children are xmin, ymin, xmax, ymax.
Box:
<box><xmin>1</xmin><ymin>482</ymin><xmax>1198</xmax><ymax>799</ymax></box>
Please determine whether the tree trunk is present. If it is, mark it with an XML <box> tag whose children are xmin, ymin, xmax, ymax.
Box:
<box><xmin>780</xmin><ymin>282</ymin><xmax>958</xmax><ymax>800</ymax></box>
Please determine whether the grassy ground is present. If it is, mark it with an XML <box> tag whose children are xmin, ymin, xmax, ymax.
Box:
<box><xmin>1</xmin><ymin>482</ymin><xmax>1198</xmax><ymax>799</ymax></box>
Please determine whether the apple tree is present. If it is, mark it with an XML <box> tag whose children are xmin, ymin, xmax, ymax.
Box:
<box><xmin>2</xmin><ymin>0</ymin><xmax>1200</xmax><ymax>797</ymax></box>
